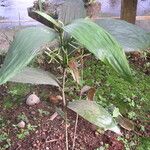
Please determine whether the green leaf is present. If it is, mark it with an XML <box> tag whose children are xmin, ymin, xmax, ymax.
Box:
<box><xmin>64</xmin><ymin>19</ymin><xmax>132</xmax><ymax>81</ymax></box>
<box><xmin>113</xmin><ymin>107</ymin><xmax>121</xmax><ymax>118</ymax></box>
<box><xmin>138</xmin><ymin>137</ymin><xmax>150</xmax><ymax>150</ymax></box>
<box><xmin>0</xmin><ymin>27</ymin><xmax>58</xmax><ymax>85</ymax></box>
<box><xmin>68</xmin><ymin>100</ymin><xmax>121</xmax><ymax>134</ymax></box>
<box><xmin>33</xmin><ymin>11</ymin><xmax>61</xmax><ymax>29</ymax></box>
<box><xmin>9</xmin><ymin>67</ymin><xmax>59</xmax><ymax>87</ymax></box>
<box><xmin>95</xmin><ymin>19</ymin><xmax>150</xmax><ymax>52</ymax></box>
<box><xmin>58</xmin><ymin>0</ymin><xmax>86</xmax><ymax>25</ymax></box>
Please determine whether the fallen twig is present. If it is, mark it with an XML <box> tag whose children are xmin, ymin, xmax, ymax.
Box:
<box><xmin>46</xmin><ymin>139</ymin><xmax>59</xmax><ymax>143</ymax></box>
<box><xmin>49</xmin><ymin>112</ymin><xmax>58</xmax><ymax>121</ymax></box>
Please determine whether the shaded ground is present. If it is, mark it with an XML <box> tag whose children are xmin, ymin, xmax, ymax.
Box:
<box><xmin>0</xmin><ymin>85</ymin><xmax>124</xmax><ymax>150</ymax></box>
<box><xmin>0</xmin><ymin>51</ymin><xmax>150</xmax><ymax>149</ymax></box>
<box><xmin>129</xmin><ymin>50</ymin><xmax>150</xmax><ymax>75</ymax></box>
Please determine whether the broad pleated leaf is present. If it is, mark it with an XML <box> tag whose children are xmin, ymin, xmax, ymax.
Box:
<box><xmin>33</xmin><ymin>11</ymin><xmax>61</xmax><ymax>29</ymax></box>
<box><xmin>95</xmin><ymin>19</ymin><xmax>150</xmax><ymax>52</ymax></box>
<box><xmin>9</xmin><ymin>67</ymin><xmax>59</xmax><ymax>86</ymax></box>
<box><xmin>0</xmin><ymin>27</ymin><xmax>58</xmax><ymax>85</ymax></box>
<box><xmin>64</xmin><ymin>19</ymin><xmax>132</xmax><ymax>81</ymax></box>
<box><xmin>68</xmin><ymin>100</ymin><xmax>121</xmax><ymax>134</ymax></box>
<box><xmin>58</xmin><ymin>0</ymin><xmax>86</xmax><ymax>25</ymax></box>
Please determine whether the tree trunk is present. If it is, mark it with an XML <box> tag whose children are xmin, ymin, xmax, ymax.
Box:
<box><xmin>121</xmin><ymin>0</ymin><xmax>138</xmax><ymax>24</ymax></box>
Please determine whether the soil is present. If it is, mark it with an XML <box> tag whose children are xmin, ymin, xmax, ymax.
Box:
<box><xmin>129</xmin><ymin>50</ymin><xmax>150</xmax><ymax>75</ymax></box>
<box><xmin>0</xmin><ymin>51</ymin><xmax>150</xmax><ymax>150</ymax></box>
<box><xmin>0</xmin><ymin>86</ymin><xmax>124</xmax><ymax>150</ymax></box>
<box><xmin>0</xmin><ymin>53</ymin><xmax>126</xmax><ymax>150</ymax></box>
<box><xmin>0</xmin><ymin>36</ymin><xmax>150</xmax><ymax>150</ymax></box>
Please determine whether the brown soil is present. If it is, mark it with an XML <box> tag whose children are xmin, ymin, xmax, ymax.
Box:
<box><xmin>0</xmin><ymin>50</ymin><xmax>150</xmax><ymax>150</ymax></box>
<box><xmin>0</xmin><ymin>89</ymin><xmax>124</xmax><ymax>150</ymax></box>
<box><xmin>129</xmin><ymin>50</ymin><xmax>150</xmax><ymax>75</ymax></box>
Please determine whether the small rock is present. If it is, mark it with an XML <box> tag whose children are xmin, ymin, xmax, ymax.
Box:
<box><xmin>26</xmin><ymin>93</ymin><xmax>40</xmax><ymax>106</ymax></box>
<box><xmin>31</xmin><ymin>111</ymin><xmax>36</xmax><ymax>115</ymax></box>
<box><xmin>56</xmin><ymin>95</ymin><xmax>62</xmax><ymax>100</ymax></box>
<box><xmin>17</xmin><ymin>121</ymin><xmax>25</xmax><ymax>129</ymax></box>
<box><xmin>49</xmin><ymin>95</ymin><xmax>62</xmax><ymax>104</ymax></box>
<box><xmin>33</xmin><ymin>143</ymin><xmax>37</xmax><ymax>147</ymax></box>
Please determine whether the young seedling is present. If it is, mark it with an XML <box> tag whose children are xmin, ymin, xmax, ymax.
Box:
<box><xmin>0</xmin><ymin>0</ymin><xmax>150</xmax><ymax>149</ymax></box>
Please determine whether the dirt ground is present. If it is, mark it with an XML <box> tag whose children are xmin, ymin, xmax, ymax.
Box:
<box><xmin>0</xmin><ymin>53</ymin><xmax>150</xmax><ymax>150</ymax></box>
<box><xmin>0</xmin><ymin>83</ymin><xmax>125</xmax><ymax>150</ymax></box>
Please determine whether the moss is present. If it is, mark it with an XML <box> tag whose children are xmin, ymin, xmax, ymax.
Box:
<box><xmin>2</xmin><ymin>83</ymin><xmax>31</xmax><ymax>109</ymax></box>
<box><xmin>138</xmin><ymin>137</ymin><xmax>150</xmax><ymax>150</ymax></box>
<box><xmin>8</xmin><ymin>83</ymin><xmax>31</xmax><ymax>96</ymax></box>
<box><xmin>67</xmin><ymin>58</ymin><xmax>150</xmax><ymax>120</ymax></box>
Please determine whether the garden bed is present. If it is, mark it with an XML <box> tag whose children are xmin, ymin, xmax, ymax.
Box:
<box><xmin>0</xmin><ymin>52</ymin><xmax>150</xmax><ymax>150</ymax></box>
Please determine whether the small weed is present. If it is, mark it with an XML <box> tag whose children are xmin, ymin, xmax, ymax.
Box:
<box><xmin>38</xmin><ymin>109</ymin><xmax>50</xmax><ymax>116</ymax></box>
<box><xmin>2</xmin><ymin>98</ymin><xmax>14</xmax><ymax>109</ymax></box>
<box><xmin>0</xmin><ymin>132</ymin><xmax>11</xmax><ymax>150</ymax></box>
<box><xmin>17</xmin><ymin>113</ymin><xmax>29</xmax><ymax>123</ymax></box>
<box><xmin>0</xmin><ymin>116</ymin><xmax>5</xmax><ymax>128</ymax></box>
<box><xmin>118</xmin><ymin>136</ymin><xmax>136</xmax><ymax>150</ymax></box>
<box><xmin>138</xmin><ymin>137</ymin><xmax>150</xmax><ymax>150</ymax></box>
<box><xmin>8</xmin><ymin>83</ymin><xmax>30</xmax><ymax>96</ymax></box>
<box><xmin>2</xmin><ymin>83</ymin><xmax>32</xmax><ymax>109</ymax></box>
<box><xmin>16</xmin><ymin>124</ymin><xmax>37</xmax><ymax>139</ymax></box>
<box><xmin>0</xmin><ymin>132</ymin><xmax>8</xmax><ymax>142</ymax></box>
<box><xmin>128</xmin><ymin>111</ymin><xmax>137</xmax><ymax>120</ymax></box>
<box><xmin>95</xmin><ymin>144</ymin><xmax>109</xmax><ymax>150</ymax></box>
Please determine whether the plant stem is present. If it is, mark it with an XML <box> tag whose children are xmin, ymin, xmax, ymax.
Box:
<box><xmin>72</xmin><ymin>114</ymin><xmax>79</xmax><ymax>150</ymax></box>
<box><xmin>65</xmin><ymin>111</ymin><xmax>69</xmax><ymax>150</ymax></box>
<box><xmin>72</xmin><ymin>90</ymin><xmax>82</xmax><ymax>150</ymax></box>
<box><xmin>60</xmin><ymin>32</ymin><xmax>67</xmax><ymax>68</ymax></box>
<box><xmin>38</xmin><ymin>0</ymin><xmax>42</xmax><ymax>11</ymax></box>
<box><xmin>60</xmin><ymin>29</ymin><xmax>69</xmax><ymax>150</ymax></box>
<box><xmin>62</xmin><ymin>68</ymin><xmax>67</xmax><ymax>106</ymax></box>
<box><xmin>62</xmin><ymin>68</ymin><xmax>69</xmax><ymax>150</ymax></box>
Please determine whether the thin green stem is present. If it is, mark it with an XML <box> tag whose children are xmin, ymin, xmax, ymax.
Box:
<box><xmin>62</xmin><ymin>68</ymin><xmax>69</xmax><ymax>150</ymax></box>
<box><xmin>60</xmin><ymin>30</ymin><xmax>69</xmax><ymax>150</ymax></box>
<box><xmin>62</xmin><ymin>68</ymin><xmax>67</xmax><ymax>106</ymax></box>
<box><xmin>60</xmin><ymin>31</ymin><xmax>68</xmax><ymax>68</ymax></box>
<box><xmin>72</xmin><ymin>114</ymin><xmax>79</xmax><ymax>150</ymax></box>
<box><xmin>72</xmin><ymin>83</ymin><xmax>83</xmax><ymax>150</ymax></box>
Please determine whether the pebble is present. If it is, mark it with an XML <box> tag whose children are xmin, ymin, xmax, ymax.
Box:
<box><xmin>31</xmin><ymin>111</ymin><xmax>36</xmax><ymax>115</ymax></box>
<box><xmin>17</xmin><ymin>121</ymin><xmax>25</xmax><ymax>128</ymax></box>
<box><xmin>26</xmin><ymin>93</ymin><xmax>40</xmax><ymax>106</ymax></box>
